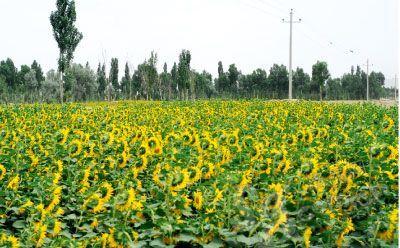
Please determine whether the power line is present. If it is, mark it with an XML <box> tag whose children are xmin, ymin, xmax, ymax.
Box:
<box><xmin>254</xmin><ymin>0</ymin><xmax>287</xmax><ymax>15</ymax></box>
<box><xmin>236</xmin><ymin>0</ymin><xmax>282</xmax><ymax>20</ymax></box>
<box><xmin>250</xmin><ymin>0</ymin><xmax>361</xmax><ymax>60</ymax></box>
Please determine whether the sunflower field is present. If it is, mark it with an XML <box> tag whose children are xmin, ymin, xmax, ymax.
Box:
<box><xmin>0</xmin><ymin>100</ymin><xmax>398</xmax><ymax>247</ymax></box>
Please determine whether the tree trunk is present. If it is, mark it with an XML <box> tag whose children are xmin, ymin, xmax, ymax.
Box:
<box><xmin>319</xmin><ymin>85</ymin><xmax>322</xmax><ymax>101</ymax></box>
<box><xmin>60</xmin><ymin>72</ymin><xmax>64</xmax><ymax>104</ymax></box>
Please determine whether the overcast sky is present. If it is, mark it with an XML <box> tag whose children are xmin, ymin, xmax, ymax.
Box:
<box><xmin>0</xmin><ymin>0</ymin><xmax>398</xmax><ymax>86</ymax></box>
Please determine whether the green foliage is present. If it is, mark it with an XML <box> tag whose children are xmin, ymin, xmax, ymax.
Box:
<box><xmin>0</xmin><ymin>101</ymin><xmax>397</xmax><ymax>247</ymax></box>
<box><xmin>159</xmin><ymin>63</ymin><xmax>172</xmax><ymax>100</ymax></box>
<box><xmin>312</xmin><ymin>61</ymin><xmax>330</xmax><ymax>100</ymax></box>
<box><xmin>292</xmin><ymin>67</ymin><xmax>310</xmax><ymax>98</ymax></box>
<box><xmin>227</xmin><ymin>64</ymin><xmax>240</xmax><ymax>95</ymax></box>
<box><xmin>0</xmin><ymin>53</ymin><xmax>392</xmax><ymax>102</ymax></box>
<box><xmin>193</xmin><ymin>70</ymin><xmax>215</xmax><ymax>99</ymax></box>
<box><xmin>41</xmin><ymin>70</ymin><xmax>61</xmax><ymax>103</ymax></box>
<box><xmin>31</xmin><ymin>60</ymin><xmax>45</xmax><ymax>86</ymax></box>
<box><xmin>97</xmin><ymin>63</ymin><xmax>107</xmax><ymax>99</ymax></box>
<box><xmin>215</xmin><ymin>61</ymin><xmax>228</xmax><ymax>94</ymax></box>
<box><xmin>177</xmin><ymin>50</ymin><xmax>191</xmax><ymax>99</ymax></box>
<box><xmin>64</xmin><ymin>63</ymin><xmax>97</xmax><ymax>101</ymax></box>
<box><xmin>109</xmin><ymin>58</ymin><xmax>119</xmax><ymax>92</ymax></box>
<box><xmin>120</xmin><ymin>62</ymin><xmax>131</xmax><ymax>98</ymax></box>
<box><xmin>135</xmin><ymin>52</ymin><xmax>159</xmax><ymax>100</ymax></box>
<box><xmin>239</xmin><ymin>68</ymin><xmax>268</xmax><ymax>98</ymax></box>
<box><xmin>0</xmin><ymin>58</ymin><xmax>17</xmax><ymax>89</ymax></box>
<box><xmin>50</xmin><ymin>0</ymin><xmax>83</xmax><ymax>73</ymax></box>
<box><xmin>268</xmin><ymin>64</ymin><xmax>289</xmax><ymax>98</ymax></box>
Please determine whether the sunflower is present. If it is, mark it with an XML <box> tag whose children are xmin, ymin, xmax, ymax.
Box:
<box><xmin>70</xmin><ymin>139</ymin><xmax>83</xmax><ymax>157</ymax></box>
<box><xmin>152</xmin><ymin>164</ymin><xmax>164</xmax><ymax>188</ymax></box>
<box><xmin>83</xmin><ymin>193</ymin><xmax>105</xmax><ymax>213</ymax></box>
<box><xmin>378</xmin><ymin>207</ymin><xmax>398</xmax><ymax>241</ymax></box>
<box><xmin>100</xmin><ymin>182</ymin><xmax>114</xmax><ymax>202</ymax></box>
<box><xmin>118</xmin><ymin>151</ymin><xmax>129</xmax><ymax>168</ymax></box>
<box><xmin>268</xmin><ymin>211</ymin><xmax>287</xmax><ymax>236</ymax></box>
<box><xmin>0</xmin><ymin>164</ymin><xmax>6</xmax><ymax>181</ymax></box>
<box><xmin>136</xmin><ymin>155</ymin><xmax>148</xmax><ymax>172</ymax></box>
<box><xmin>170</xmin><ymin>168</ymin><xmax>190</xmax><ymax>192</ymax></box>
<box><xmin>34</xmin><ymin>222</ymin><xmax>47</xmax><ymax>247</ymax></box>
<box><xmin>45</xmin><ymin>186</ymin><xmax>62</xmax><ymax>212</ymax></box>
<box><xmin>59</xmin><ymin>128</ymin><xmax>70</xmax><ymax>145</ymax></box>
<box><xmin>7</xmin><ymin>174</ymin><xmax>20</xmax><ymax>191</ymax></box>
<box><xmin>117</xmin><ymin>188</ymin><xmax>143</xmax><ymax>212</ymax></box>
<box><xmin>188</xmin><ymin>166</ymin><xmax>202</xmax><ymax>185</ymax></box>
<box><xmin>52</xmin><ymin>220</ymin><xmax>62</xmax><ymax>237</ymax></box>
<box><xmin>303</xmin><ymin>227</ymin><xmax>312</xmax><ymax>248</ymax></box>
<box><xmin>181</xmin><ymin>130</ymin><xmax>193</xmax><ymax>145</ymax></box>
<box><xmin>193</xmin><ymin>191</ymin><xmax>203</xmax><ymax>210</ymax></box>
<box><xmin>138</xmin><ymin>141</ymin><xmax>150</xmax><ymax>156</ymax></box>
<box><xmin>268</xmin><ymin>183</ymin><xmax>283</xmax><ymax>209</ymax></box>
<box><xmin>0</xmin><ymin>233</ymin><xmax>19</xmax><ymax>248</ymax></box>
<box><xmin>336</xmin><ymin>218</ymin><xmax>355</xmax><ymax>247</ymax></box>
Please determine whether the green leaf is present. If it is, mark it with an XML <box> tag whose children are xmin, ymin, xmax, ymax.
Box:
<box><xmin>178</xmin><ymin>234</ymin><xmax>196</xmax><ymax>242</ymax></box>
<box><xmin>149</xmin><ymin>239</ymin><xmax>169</xmax><ymax>247</ymax></box>
<box><xmin>64</xmin><ymin>214</ymin><xmax>77</xmax><ymax>220</ymax></box>
<box><xmin>236</xmin><ymin>235</ymin><xmax>262</xmax><ymax>245</ymax></box>
<box><xmin>202</xmin><ymin>239</ymin><xmax>224</xmax><ymax>248</ymax></box>
<box><xmin>12</xmin><ymin>220</ymin><xmax>25</xmax><ymax>229</ymax></box>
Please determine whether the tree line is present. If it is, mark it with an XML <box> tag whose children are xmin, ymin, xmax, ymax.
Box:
<box><xmin>0</xmin><ymin>51</ymin><xmax>396</xmax><ymax>103</ymax></box>
<box><xmin>0</xmin><ymin>52</ymin><xmax>395</xmax><ymax>103</ymax></box>
<box><xmin>3</xmin><ymin>0</ymin><xmax>395</xmax><ymax>103</ymax></box>
<box><xmin>2</xmin><ymin>0</ymin><xmax>396</xmax><ymax>103</ymax></box>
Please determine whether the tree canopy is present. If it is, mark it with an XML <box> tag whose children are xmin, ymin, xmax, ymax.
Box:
<box><xmin>0</xmin><ymin>52</ymin><xmax>394</xmax><ymax>103</ymax></box>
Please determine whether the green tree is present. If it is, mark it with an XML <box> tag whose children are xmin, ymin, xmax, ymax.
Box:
<box><xmin>171</xmin><ymin>62</ymin><xmax>178</xmax><ymax>98</ymax></box>
<box><xmin>147</xmin><ymin>52</ymin><xmax>158</xmax><ymax>99</ymax></box>
<box><xmin>121</xmin><ymin>62</ymin><xmax>131</xmax><ymax>99</ymax></box>
<box><xmin>194</xmin><ymin>70</ymin><xmax>214</xmax><ymax>99</ymax></box>
<box><xmin>66</xmin><ymin>63</ymin><xmax>97</xmax><ymax>101</ymax></box>
<box><xmin>109</xmin><ymin>58</ymin><xmax>119</xmax><ymax>96</ymax></box>
<box><xmin>268</xmin><ymin>64</ymin><xmax>288</xmax><ymax>98</ymax></box>
<box><xmin>41</xmin><ymin>70</ymin><xmax>61</xmax><ymax>103</ymax></box>
<box><xmin>131</xmin><ymin>67</ymin><xmax>142</xmax><ymax>99</ymax></box>
<box><xmin>97</xmin><ymin>63</ymin><xmax>107</xmax><ymax>100</ymax></box>
<box><xmin>342</xmin><ymin>66</ymin><xmax>363</xmax><ymax>99</ymax></box>
<box><xmin>0</xmin><ymin>75</ymin><xmax>7</xmax><ymax>102</ymax></box>
<box><xmin>177</xmin><ymin>50</ymin><xmax>191</xmax><ymax>100</ymax></box>
<box><xmin>31</xmin><ymin>60</ymin><xmax>45</xmax><ymax>87</ymax></box>
<box><xmin>18</xmin><ymin>65</ymin><xmax>31</xmax><ymax>89</ymax></box>
<box><xmin>326</xmin><ymin>78</ymin><xmax>342</xmax><ymax>100</ymax></box>
<box><xmin>215</xmin><ymin>61</ymin><xmax>228</xmax><ymax>95</ymax></box>
<box><xmin>239</xmin><ymin>69</ymin><xmax>268</xmax><ymax>98</ymax></box>
<box><xmin>292</xmin><ymin>67</ymin><xmax>310</xmax><ymax>98</ymax></box>
<box><xmin>369</xmin><ymin>71</ymin><xmax>385</xmax><ymax>99</ymax></box>
<box><xmin>160</xmin><ymin>63</ymin><xmax>172</xmax><ymax>100</ymax></box>
<box><xmin>50</xmin><ymin>0</ymin><xmax>83</xmax><ymax>103</ymax></box>
<box><xmin>227</xmin><ymin>64</ymin><xmax>240</xmax><ymax>96</ymax></box>
<box><xmin>135</xmin><ymin>53</ymin><xmax>158</xmax><ymax>100</ymax></box>
<box><xmin>0</xmin><ymin>58</ymin><xmax>18</xmax><ymax>90</ymax></box>
<box><xmin>311</xmin><ymin>61</ymin><xmax>330</xmax><ymax>100</ymax></box>
<box><xmin>24</xmin><ymin>69</ymin><xmax>39</xmax><ymax>102</ymax></box>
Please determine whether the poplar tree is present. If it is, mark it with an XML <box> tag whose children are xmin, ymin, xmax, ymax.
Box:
<box><xmin>50</xmin><ymin>0</ymin><xmax>83</xmax><ymax>103</ymax></box>
<box><xmin>110</xmin><ymin>58</ymin><xmax>119</xmax><ymax>93</ymax></box>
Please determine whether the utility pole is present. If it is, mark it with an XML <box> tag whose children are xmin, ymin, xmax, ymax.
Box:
<box><xmin>283</xmin><ymin>9</ymin><xmax>301</xmax><ymax>100</ymax></box>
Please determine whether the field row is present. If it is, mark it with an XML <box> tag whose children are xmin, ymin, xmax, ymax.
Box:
<box><xmin>0</xmin><ymin>101</ymin><xmax>398</xmax><ymax>247</ymax></box>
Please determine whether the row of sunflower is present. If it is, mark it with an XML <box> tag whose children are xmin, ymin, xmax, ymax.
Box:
<box><xmin>0</xmin><ymin>100</ymin><xmax>398</xmax><ymax>247</ymax></box>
